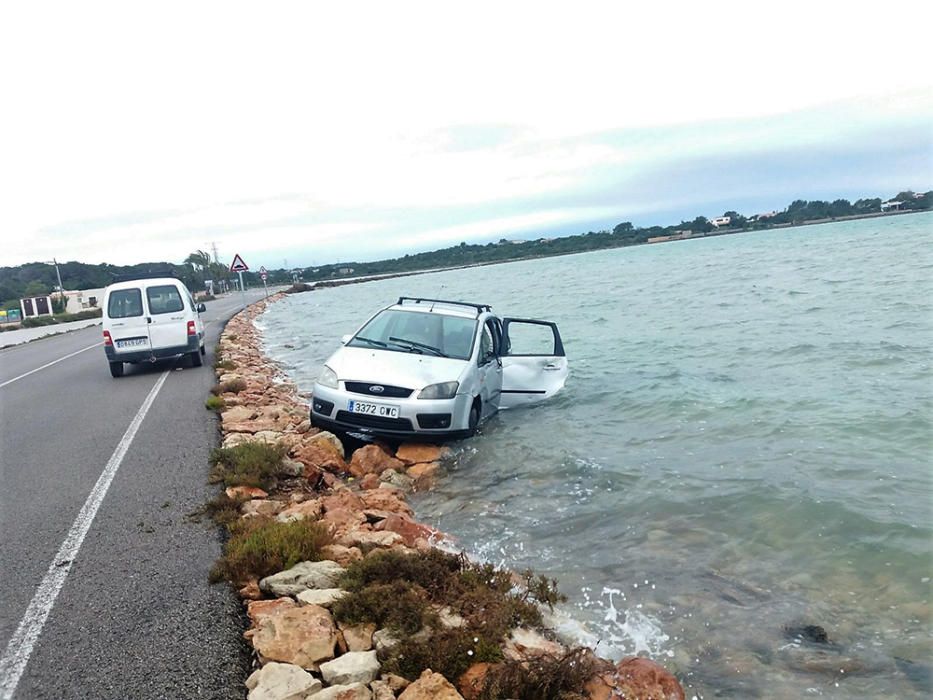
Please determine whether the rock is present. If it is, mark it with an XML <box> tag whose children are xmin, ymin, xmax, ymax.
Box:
<box><xmin>375</xmin><ymin>513</ymin><xmax>440</xmax><ymax>548</ymax></box>
<box><xmin>322</xmin><ymin>507</ymin><xmax>369</xmax><ymax>533</ymax></box>
<box><xmin>398</xmin><ymin>669</ymin><xmax>464</xmax><ymax>700</ymax></box>
<box><xmin>339</xmin><ymin>622</ymin><xmax>376</xmax><ymax>651</ymax></box>
<box><xmin>320</xmin><ymin>544</ymin><xmax>365</xmax><ymax>567</ymax></box>
<box><xmin>458</xmin><ymin>662</ymin><xmax>493</xmax><ymax>700</ymax></box>
<box><xmin>221</xmin><ymin>405</ymin><xmax>254</xmax><ymax>431</ymax></box>
<box><xmin>226</xmin><ymin>485</ymin><xmax>269</xmax><ymax>500</ymax></box>
<box><xmin>248</xmin><ymin>605</ymin><xmax>338</xmax><ymax>670</ymax></box>
<box><xmin>435</xmin><ymin>606</ymin><xmax>465</xmax><ymax>629</ymax></box>
<box><xmin>276</xmin><ymin>499</ymin><xmax>323</xmax><ymax>523</ymax></box>
<box><xmin>323</xmin><ymin>490</ymin><xmax>365</xmax><ymax>512</ymax></box>
<box><xmin>245</xmin><ymin>662</ymin><xmax>322</xmax><ymax>700</ymax></box>
<box><xmin>406</xmin><ymin>462</ymin><xmax>439</xmax><ymax>490</ymax></box>
<box><xmin>349</xmin><ymin>445</ymin><xmax>404</xmax><ymax>478</ymax></box>
<box><xmin>296</xmin><ymin>419</ymin><xmax>312</xmax><ymax>434</ymax></box>
<box><xmin>260</xmin><ymin>560</ymin><xmax>346</xmax><ymax>596</ymax></box>
<box><xmin>370</xmin><ymin>679</ymin><xmax>396</xmax><ymax>700</ymax></box>
<box><xmin>313</xmin><ymin>683</ymin><xmax>372</xmax><ymax>700</ymax></box>
<box><xmin>312</xmin><ymin>430</ymin><xmax>346</xmax><ymax>457</ymax></box>
<box><xmin>586</xmin><ymin>657</ymin><xmax>685</xmax><ymax>700</ymax></box>
<box><xmin>339</xmin><ymin>529</ymin><xmax>404</xmax><ymax>551</ymax></box>
<box><xmin>373</xmin><ymin>628</ymin><xmax>400</xmax><ymax>653</ymax></box>
<box><xmin>319</xmin><ymin>650</ymin><xmax>381</xmax><ymax>685</ymax></box>
<box><xmin>247</xmin><ymin>597</ymin><xmax>297</xmax><ymax>625</ymax></box>
<box><xmin>503</xmin><ymin>627</ymin><xmax>565</xmax><ymax>660</ymax></box>
<box><xmin>379</xmin><ymin>469</ymin><xmax>414</xmax><ymax>491</ymax></box>
<box><xmin>783</xmin><ymin>623</ymin><xmax>830</xmax><ymax>644</ymax></box>
<box><xmin>381</xmin><ymin>674</ymin><xmax>410</xmax><ymax>693</ymax></box>
<box><xmin>395</xmin><ymin>443</ymin><xmax>450</xmax><ymax>465</ymax></box>
<box><xmin>359</xmin><ymin>473</ymin><xmax>380</xmax><ymax>490</ymax></box>
<box><xmin>224</xmin><ymin>405</ymin><xmax>295</xmax><ymax>433</ymax></box>
<box><xmin>291</xmin><ymin>440</ymin><xmax>348</xmax><ymax>475</ymax></box>
<box><xmin>358</xmin><ymin>490</ymin><xmax>413</xmax><ymax>517</ymax></box>
<box><xmin>239</xmin><ymin>579</ymin><xmax>262</xmax><ymax>600</ymax></box>
<box><xmin>242</xmin><ymin>499</ymin><xmax>286</xmax><ymax>518</ymax></box>
<box><xmin>296</xmin><ymin>588</ymin><xmax>348</xmax><ymax>608</ymax></box>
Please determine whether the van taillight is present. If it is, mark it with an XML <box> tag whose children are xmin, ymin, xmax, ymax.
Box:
<box><xmin>103</xmin><ymin>330</ymin><xmax>113</xmax><ymax>346</ymax></box>
<box><xmin>187</xmin><ymin>321</ymin><xmax>196</xmax><ymax>336</ymax></box>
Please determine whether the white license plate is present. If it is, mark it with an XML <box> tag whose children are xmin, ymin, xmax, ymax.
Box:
<box><xmin>347</xmin><ymin>400</ymin><xmax>400</xmax><ymax>418</ymax></box>
<box><xmin>116</xmin><ymin>338</ymin><xmax>148</xmax><ymax>349</ymax></box>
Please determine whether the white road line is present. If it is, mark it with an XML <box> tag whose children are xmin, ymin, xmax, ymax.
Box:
<box><xmin>0</xmin><ymin>370</ymin><xmax>171</xmax><ymax>700</ymax></box>
<box><xmin>0</xmin><ymin>342</ymin><xmax>102</xmax><ymax>389</ymax></box>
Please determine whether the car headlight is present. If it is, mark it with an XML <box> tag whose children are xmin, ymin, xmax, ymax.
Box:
<box><xmin>317</xmin><ymin>366</ymin><xmax>339</xmax><ymax>389</ymax></box>
<box><xmin>418</xmin><ymin>381</ymin><xmax>459</xmax><ymax>400</ymax></box>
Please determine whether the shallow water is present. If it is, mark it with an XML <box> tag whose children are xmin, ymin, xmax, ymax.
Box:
<box><xmin>258</xmin><ymin>212</ymin><xmax>933</xmax><ymax>698</ymax></box>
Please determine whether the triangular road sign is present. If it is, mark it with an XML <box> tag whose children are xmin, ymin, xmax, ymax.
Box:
<box><xmin>230</xmin><ymin>254</ymin><xmax>249</xmax><ymax>272</ymax></box>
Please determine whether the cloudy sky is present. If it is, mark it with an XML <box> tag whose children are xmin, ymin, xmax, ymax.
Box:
<box><xmin>1</xmin><ymin>1</ymin><xmax>930</xmax><ymax>269</ymax></box>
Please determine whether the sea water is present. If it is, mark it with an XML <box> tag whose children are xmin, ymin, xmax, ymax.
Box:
<box><xmin>257</xmin><ymin>212</ymin><xmax>932</xmax><ymax>698</ymax></box>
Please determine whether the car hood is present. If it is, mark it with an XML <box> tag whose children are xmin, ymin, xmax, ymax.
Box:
<box><xmin>324</xmin><ymin>346</ymin><xmax>468</xmax><ymax>391</ymax></box>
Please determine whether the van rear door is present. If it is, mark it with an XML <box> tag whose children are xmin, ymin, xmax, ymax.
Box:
<box><xmin>106</xmin><ymin>287</ymin><xmax>151</xmax><ymax>353</ymax></box>
<box><xmin>498</xmin><ymin>318</ymin><xmax>569</xmax><ymax>409</ymax></box>
<box><xmin>145</xmin><ymin>283</ymin><xmax>189</xmax><ymax>350</ymax></box>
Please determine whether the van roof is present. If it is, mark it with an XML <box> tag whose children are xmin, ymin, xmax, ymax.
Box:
<box><xmin>105</xmin><ymin>277</ymin><xmax>185</xmax><ymax>292</ymax></box>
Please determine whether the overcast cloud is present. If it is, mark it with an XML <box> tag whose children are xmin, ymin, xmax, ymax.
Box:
<box><xmin>1</xmin><ymin>1</ymin><xmax>930</xmax><ymax>269</ymax></box>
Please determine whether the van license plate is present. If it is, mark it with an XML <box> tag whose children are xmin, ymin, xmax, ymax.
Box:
<box><xmin>347</xmin><ymin>400</ymin><xmax>399</xmax><ymax>418</ymax></box>
<box><xmin>116</xmin><ymin>338</ymin><xmax>148</xmax><ymax>348</ymax></box>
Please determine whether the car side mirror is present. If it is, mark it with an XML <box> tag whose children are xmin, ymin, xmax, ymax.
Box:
<box><xmin>197</xmin><ymin>303</ymin><xmax>206</xmax><ymax>313</ymax></box>
<box><xmin>341</xmin><ymin>334</ymin><xmax>352</xmax><ymax>344</ymax></box>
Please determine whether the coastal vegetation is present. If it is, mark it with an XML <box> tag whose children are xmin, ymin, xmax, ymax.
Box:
<box><xmin>1</xmin><ymin>191</ymin><xmax>928</xmax><ymax>307</ymax></box>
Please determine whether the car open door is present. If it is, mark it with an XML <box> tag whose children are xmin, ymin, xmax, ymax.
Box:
<box><xmin>499</xmin><ymin>318</ymin><xmax>568</xmax><ymax>409</ymax></box>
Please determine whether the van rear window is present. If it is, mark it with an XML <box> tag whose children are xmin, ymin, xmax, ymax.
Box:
<box><xmin>108</xmin><ymin>289</ymin><xmax>143</xmax><ymax>318</ymax></box>
<box><xmin>146</xmin><ymin>285</ymin><xmax>184</xmax><ymax>314</ymax></box>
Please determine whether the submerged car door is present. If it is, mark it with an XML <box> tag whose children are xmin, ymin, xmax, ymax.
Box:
<box><xmin>499</xmin><ymin>318</ymin><xmax>568</xmax><ymax>409</ymax></box>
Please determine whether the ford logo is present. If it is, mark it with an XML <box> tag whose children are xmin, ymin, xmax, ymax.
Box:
<box><xmin>369</xmin><ymin>385</ymin><xmax>385</xmax><ymax>394</ymax></box>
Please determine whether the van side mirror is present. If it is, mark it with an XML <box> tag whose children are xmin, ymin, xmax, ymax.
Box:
<box><xmin>197</xmin><ymin>303</ymin><xmax>206</xmax><ymax>313</ymax></box>
<box><xmin>341</xmin><ymin>334</ymin><xmax>352</xmax><ymax>344</ymax></box>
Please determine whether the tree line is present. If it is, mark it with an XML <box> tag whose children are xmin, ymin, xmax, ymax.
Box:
<box><xmin>1</xmin><ymin>190</ymin><xmax>928</xmax><ymax>307</ymax></box>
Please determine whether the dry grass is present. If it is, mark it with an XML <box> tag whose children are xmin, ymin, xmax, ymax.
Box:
<box><xmin>205</xmin><ymin>395</ymin><xmax>226</xmax><ymax>411</ymax></box>
<box><xmin>210</xmin><ymin>378</ymin><xmax>247</xmax><ymax>395</ymax></box>
<box><xmin>208</xmin><ymin>442</ymin><xmax>286</xmax><ymax>489</ymax></box>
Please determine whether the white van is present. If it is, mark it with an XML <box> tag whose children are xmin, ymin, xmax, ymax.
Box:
<box><xmin>102</xmin><ymin>277</ymin><xmax>206</xmax><ymax>377</ymax></box>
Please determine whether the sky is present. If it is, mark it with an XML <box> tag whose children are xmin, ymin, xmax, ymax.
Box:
<box><xmin>1</xmin><ymin>1</ymin><xmax>931</xmax><ymax>270</ymax></box>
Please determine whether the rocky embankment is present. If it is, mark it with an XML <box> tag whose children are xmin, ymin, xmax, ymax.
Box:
<box><xmin>209</xmin><ymin>294</ymin><xmax>686</xmax><ymax>700</ymax></box>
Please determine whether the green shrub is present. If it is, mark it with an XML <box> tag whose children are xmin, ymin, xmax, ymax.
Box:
<box><xmin>210</xmin><ymin>518</ymin><xmax>331</xmax><ymax>584</ymax></box>
<box><xmin>332</xmin><ymin>581</ymin><xmax>434</xmax><ymax>635</ymax></box>
<box><xmin>200</xmin><ymin>492</ymin><xmax>242</xmax><ymax>528</ymax></box>
<box><xmin>210</xmin><ymin>378</ymin><xmax>247</xmax><ymax>395</ymax></box>
<box><xmin>479</xmin><ymin>648</ymin><xmax>604</xmax><ymax>700</ymax></box>
<box><xmin>384</xmin><ymin>628</ymin><xmax>503</xmax><ymax>683</ymax></box>
<box><xmin>214</xmin><ymin>358</ymin><xmax>236</xmax><ymax>371</ymax></box>
<box><xmin>205</xmin><ymin>395</ymin><xmax>225</xmax><ymax>411</ymax></box>
<box><xmin>208</xmin><ymin>442</ymin><xmax>286</xmax><ymax>489</ymax></box>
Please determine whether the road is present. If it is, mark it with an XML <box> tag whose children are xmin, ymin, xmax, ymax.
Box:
<box><xmin>0</xmin><ymin>289</ymin><xmax>277</xmax><ymax>699</ymax></box>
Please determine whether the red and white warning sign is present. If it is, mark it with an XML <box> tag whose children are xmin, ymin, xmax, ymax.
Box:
<box><xmin>230</xmin><ymin>254</ymin><xmax>249</xmax><ymax>272</ymax></box>
<box><xmin>259</xmin><ymin>265</ymin><xmax>267</xmax><ymax>281</ymax></box>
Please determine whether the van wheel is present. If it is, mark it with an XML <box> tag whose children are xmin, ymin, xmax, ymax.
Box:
<box><xmin>189</xmin><ymin>350</ymin><xmax>203</xmax><ymax>367</ymax></box>
<box><xmin>109</xmin><ymin>361</ymin><xmax>124</xmax><ymax>378</ymax></box>
<box><xmin>200</xmin><ymin>344</ymin><xmax>206</xmax><ymax>356</ymax></box>
<box><xmin>467</xmin><ymin>400</ymin><xmax>481</xmax><ymax>436</ymax></box>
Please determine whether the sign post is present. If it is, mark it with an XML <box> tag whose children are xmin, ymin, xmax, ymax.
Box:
<box><xmin>230</xmin><ymin>253</ymin><xmax>249</xmax><ymax>308</ymax></box>
<box><xmin>259</xmin><ymin>266</ymin><xmax>268</xmax><ymax>298</ymax></box>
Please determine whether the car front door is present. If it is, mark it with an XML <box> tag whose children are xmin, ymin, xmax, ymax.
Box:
<box><xmin>475</xmin><ymin>318</ymin><xmax>503</xmax><ymax>417</ymax></box>
<box><xmin>499</xmin><ymin>318</ymin><xmax>568</xmax><ymax>409</ymax></box>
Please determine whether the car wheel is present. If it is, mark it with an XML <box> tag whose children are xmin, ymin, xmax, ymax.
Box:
<box><xmin>200</xmin><ymin>344</ymin><xmax>206</xmax><ymax>356</ymax></box>
<box><xmin>467</xmin><ymin>401</ymin><xmax>481</xmax><ymax>436</ymax></box>
<box><xmin>189</xmin><ymin>350</ymin><xmax>203</xmax><ymax>367</ymax></box>
<box><xmin>109</xmin><ymin>361</ymin><xmax>124</xmax><ymax>378</ymax></box>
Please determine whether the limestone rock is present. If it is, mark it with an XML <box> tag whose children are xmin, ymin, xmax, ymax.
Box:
<box><xmin>338</xmin><ymin>529</ymin><xmax>404</xmax><ymax>551</ymax></box>
<box><xmin>226</xmin><ymin>485</ymin><xmax>269</xmax><ymax>501</ymax></box>
<box><xmin>381</xmin><ymin>673</ymin><xmax>410</xmax><ymax>693</ymax></box>
<box><xmin>319</xmin><ymin>650</ymin><xmax>380</xmax><ymax>686</ymax></box>
<box><xmin>406</xmin><ymin>462</ymin><xmax>439</xmax><ymax>490</ymax></box>
<box><xmin>378</xmin><ymin>469</ymin><xmax>414</xmax><ymax>492</ymax></box>
<box><xmin>373</xmin><ymin>628</ymin><xmax>400</xmax><ymax>653</ymax></box>
<box><xmin>322</xmin><ymin>489</ymin><xmax>365</xmax><ymax>512</ymax></box>
<box><xmin>358</xmin><ymin>490</ymin><xmax>413</xmax><ymax>517</ymax></box>
<box><xmin>291</xmin><ymin>439</ymin><xmax>348</xmax><ymax>476</ymax></box>
<box><xmin>322</xmin><ymin>507</ymin><xmax>368</xmax><ymax>533</ymax></box>
<box><xmin>458</xmin><ymin>662</ymin><xmax>493</xmax><ymax>700</ymax></box>
<box><xmin>503</xmin><ymin>627</ymin><xmax>565</xmax><ymax>660</ymax></box>
<box><xmin>260</xmin><ymin>560</ymin><xmax>346</xmax><ymax>596</ymax></box>
<box><xmin>247</xmin><ymin>597</ymin><xmax>297</xmax><ymax>625</ymax></box>
<box><xmin>359</xmin><ymin>473</ymin><xmax>381</xmax><ymax>490</ymax></box>
<box><xmin>320</xmin><ymin>544</ymin><xmax>364</xmax><ymax>567</ymax></box>
<box><xmin>245</xmin><ymin>661</ymin><xmax>322</xmax><ymax>700</ymax></box>
<box><xmin>349</xmin><ymin>444</ymin><xmax>404</xmax><ymax>478</ymax></box>
<box><xmin>296</xmin><ymin>588</ymin><xmax>347</xmax><ymax>609</ymax></box>
<box><xmin>339</xmin><ymin>622</ymin><xmax>376</xmax><ymax>651</ymax></box>
<box><xmin>242</xmin><ymin>499</ymin><xmax>286</xmax><ymax>518</ymax></box>
<box><xmin>370</xmin><ymin>679</ymin><xmax>396</xmax><ymax>700</ymax></box>
<box><xmin>279</xmin><ymin>457</ymin><xmax>304</xmax><ymax>477</ymax></box>
<box><xmin>248</xmin><ymin>605</ymin><xmax>338</xmax><ymax>670</ymax></box>
<box><xmin>276</xmin><ymin>499</ymin><xmax>323</xmax><ymax>523</ymax></box>
<box><xmin>585</xmin><ymin>657</ymin><xmax>685</xmax><ymax>700</ymax></box>
<box><xmin>395</xmin><ymin>443</ymin><xmax>450</xmax><ymax>465</ymax></box>
<box><xmin>398</xmin><ymin>669</ymin><xmax>464</xmax><ymax>700</ymax></box>
<box><xmin>311</xmin><ymin>430</ymin><xmax>346</xmax><ymax>458</ymax></box>
<box><xmin>313</xmin><ymin>683</ymin><xmax>372</xmax><ymax>700</ymax></box>
<box><xmin>375</xmin><ymin>513</ymin><xmax>440</xmax><ymax>548</ymax></box>
<box><xmin>239</xmin><ymin>579</ymin><xmax>262</xmax><ymax>600</ymax></box>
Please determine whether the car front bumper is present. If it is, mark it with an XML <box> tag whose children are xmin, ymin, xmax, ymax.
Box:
<box><xmin>310</xmin><ymin>383</ymin><xmax>473</xmax><ymax>439</ymax></box>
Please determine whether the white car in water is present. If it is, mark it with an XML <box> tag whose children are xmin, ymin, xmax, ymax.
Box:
<box><xmin>310</xmin><ymin>297</ymin><xmax>569</xmax><ymax>439</ymax></box>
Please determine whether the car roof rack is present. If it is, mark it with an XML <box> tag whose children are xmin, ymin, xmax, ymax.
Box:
<box><xmin>111</xmin><ymin>269</ymin><xmax>180</xmax><ymax>283</ymax></box>
<box><xmin>396</xmin><ymin>296</ymin><xmax>491</xmax><ymax>316</ymax></box>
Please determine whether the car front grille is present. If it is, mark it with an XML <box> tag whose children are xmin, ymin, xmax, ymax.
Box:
<box><xmin>344</xmin><ymin>381</ymin><xmax>414</xmax><ymax>398</ymax></box>
<box><xmin>335</xmin><ymin>410</ymin><xmax>414</xmax><ymax>431</ymax></box>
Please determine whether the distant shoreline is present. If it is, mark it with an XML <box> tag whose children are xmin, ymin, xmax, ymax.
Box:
<box><xmin>287</xmin><ymin>208</ymin><xmax>930</xmax><ymax>294</ymax></box>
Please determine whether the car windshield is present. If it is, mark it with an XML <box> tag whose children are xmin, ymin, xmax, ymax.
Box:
<box><xmin>349</xmin><ymin>309</ymin><xmax>476</xmax><ymax>360</ymax></box>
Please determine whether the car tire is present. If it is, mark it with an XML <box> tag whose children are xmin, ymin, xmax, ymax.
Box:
<box><xmin>109</xmin><ymin>361</ymin><xmax>124</xmax><ymax>378</ymax></box>
<box><xmin>200</xmin><ymin>344</ymin><xmax>206</xmax><ymax>356</ymax></box>
<box><xmin>189</xmin><ymin>350</ymin><xmax>203</xmax><ymax>367</ymax></box>
<box><xmin>467</xmin><ymin>401</ymin><xmax>481</xmax><ymax>436</ymax></box>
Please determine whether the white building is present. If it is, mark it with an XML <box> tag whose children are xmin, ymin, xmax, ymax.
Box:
<box><xmin>62</xmin><ymin>288</ymin><xmax>106</xmax><ymax>314</ymax></box>
<box><xmin>710</xmin><ymin>216</ymin><xmax>732</xmax><ymax>227</ymax></box>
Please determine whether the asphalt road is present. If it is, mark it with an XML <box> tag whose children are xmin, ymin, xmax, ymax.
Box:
<box><xmin>0</xmin><ymin>289</ymin><xmax>277</xmax><ymax>699</ymax></box>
